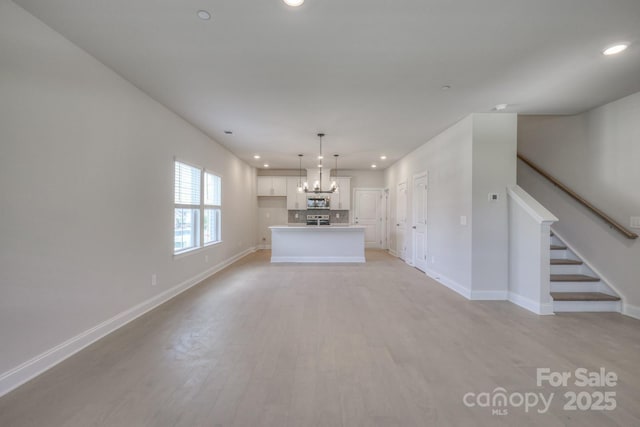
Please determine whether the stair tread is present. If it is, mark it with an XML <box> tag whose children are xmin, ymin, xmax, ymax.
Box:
<box><xmin>550</xmin><ymin>245</ymin><xmax>567</xmax><ymax>250</ymax></box>
<box><xmin>551</xmin><ymin>274</ymin><xmax>599</xmax><ymax>282</ymax></box>
<box><xmin>551</xmin><ymin>292</ymin><xmax>621</xmax><ymax>302</ymax></box>
<box><xmin>550</xmin><ymin>259</ymin><xmax>583</xmax><ymax>265</ymax></box>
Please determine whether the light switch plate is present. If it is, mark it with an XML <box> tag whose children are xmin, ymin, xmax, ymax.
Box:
<box><xmin>460</xmin><ymin>215</ymin><xmax>467</xmax><ymax>226</ymax></box>
<box><xmin>631</xmin><ymin>216</ymin><xmax>640</xmax><ymax>229</ymax></box>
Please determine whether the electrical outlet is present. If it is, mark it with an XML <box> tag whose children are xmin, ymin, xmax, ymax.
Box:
<box><xmin>488</xmin><ymin>193</ymin><xmax>499</xmax><ymax>202</ymax></box>
<box><xmin>460</xmin><ymin>215</ymin><xmax>467</xmax><ymax>226</ymax></box>
<box><xmin>631</xmin><ymin>216</ymin><xmax>640</xmax><ymax>229</ymax></box>
<box><xmin>295</xmin><ymin>213</ymin><xmax>299</xmax><ymax>219</ymax></box>
<box><xmin>336</xmin><ymin>213</ymin><xmax>340</xmax><ymax>219</ymax></box>
<box><xmin>151</xmin><ymin>274</ymin><xmax>157</xmax><ymax>286</ymax></box>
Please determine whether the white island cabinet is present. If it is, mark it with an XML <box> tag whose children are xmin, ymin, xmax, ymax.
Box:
<box><xmin>269</xmin><ymin>225</ymin><xmax>366</xmax><ymax>263</ymax></box>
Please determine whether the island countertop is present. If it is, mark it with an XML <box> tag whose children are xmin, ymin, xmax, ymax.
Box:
<box><xmin>269</xmin><ymin>225</ymin><xmax>366</xmax><ymax>262</ymax></box>
<box><xmin>270</xmin><ymin>225</ymin><xmax>366</xmax><ymax>230</ymax></box>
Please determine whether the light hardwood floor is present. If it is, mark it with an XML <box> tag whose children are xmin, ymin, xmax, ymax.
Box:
<box><xmin>1</xmin><ymin>250</ymin><xmax>639</xmax><ymax>426</ymax></box>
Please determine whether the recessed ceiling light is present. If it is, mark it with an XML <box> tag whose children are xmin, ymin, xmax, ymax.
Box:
<box><xmin>263</xmin><ymin>164</ymin><xmax>269</xmax><ymax>168</ymax></box>
<box><xmin>494</xmin><ymin>104</ymin><xmax>508</xmax><ymax>111</ymax></box>
<box><xmin>380</xmin><ymin>155</ymin><xmax>387</xmax><ymax>160</ymax></box>
<box><xmin>371</xmin><ymin>164</ymin><xmax>377</xmax><ymax>168</ymax></box>
<box><xmin>253</xmin><ymin>155</ymin><xmax>261</xmax><ymax>159</ymax></box>
<box><xmin>283</xmin><ymin>0</ymin><xmax>304</xmax><ymax>6</ymax></box>
<box><xmin>224</xmin><ymin>130</ymin><xmax>233</xmax><ymax>135</ymax></box>
<box><xmin>317</xmin><ymin>155</ymin><xmax>323</xmax><ymax>160</ymax></box>
<box><xmin>317</xmin><ymin>164</ymin><xmax>323</xmax><ymax>168</ymax></box>
<box><xmin>441</xmin><ymin>85</ymin><xmax>452</xmax><ymax>90</ymax></box>
<box><xmin>603</xmin><ymin>43</ymin><xmax>629</xmax><ymax>56</ymax></box>
<box><xmin>197</xmin><ymin>10</ymin><xmax>211</xmax><ymax>20</ymax></box>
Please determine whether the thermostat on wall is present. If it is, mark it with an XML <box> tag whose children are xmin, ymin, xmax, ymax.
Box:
<box><xmin>488</xmin><ymin>193</ymin><xmax>499</xmax><ymax>202</ymax></box>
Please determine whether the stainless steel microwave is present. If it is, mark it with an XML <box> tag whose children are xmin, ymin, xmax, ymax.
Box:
<box><xmin>307</xmin><ymin>196</ymin><xmax>330</xmax><ymax>209</ymax></box>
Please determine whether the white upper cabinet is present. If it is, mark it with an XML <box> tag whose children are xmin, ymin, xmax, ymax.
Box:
<box><xmin>330</xmin><ymin>177</ymin><xmax>351</xmax><ymax>210</ymax></box>
<box><xmin>257</xmin><ymin>176</ymin><xmax>287</xmax><ymax>196</ymax></box>
<box><xmin>286</xmin><ymin>177</ymin><xmax>307</xmax><ymax>209</ymax></box>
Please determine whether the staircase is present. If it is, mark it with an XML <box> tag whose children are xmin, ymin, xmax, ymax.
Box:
<box><xmin>549</xmin><ymin>232</ymin><xmax>621</xmax><ymax>312</ymax></box>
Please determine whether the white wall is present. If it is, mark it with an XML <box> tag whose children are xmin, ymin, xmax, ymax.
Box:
<box><xmin>518</xmin><ymin>91</ymin><xmax>640</xmax><ymax>313</ymax></box>
<box><xmin>384</xmin><ymin>114</ymin><xmax>516</xmax><ymax>298</ymax></box>
<box><xmin>0</xmin><ymin>0</ymin><xmax>257</xmax><ymax>387</ymax></box>
<box><xmin>385</xmin><ymin>116</ymin><xmax>474</xmax><ymax>293</ymax></box>
<box><xmin>257</xmin><ymin>197</ymin><xmax>287</xmax><ymax>246</ymax></box>
<box><xmin>470</xmin><ymin>114</ymin><xmax>517</xmax><ymax>296</ymax></box>
<box><xmin>338</xmin><ymin>169</ymin><xmax>385</xmax><ymax>190</ymax></box>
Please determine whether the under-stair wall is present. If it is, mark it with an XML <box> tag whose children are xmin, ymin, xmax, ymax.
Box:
<box><xmin>517</xmin><ymin>91</ymin><xmax>640</xmax><ymax>319</ymax></box>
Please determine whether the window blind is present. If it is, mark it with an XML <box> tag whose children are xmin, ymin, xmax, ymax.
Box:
<box><xmin>175</xmin><ymin>161</ymin><xmax>201</xmax><ymax>205</ymax></box>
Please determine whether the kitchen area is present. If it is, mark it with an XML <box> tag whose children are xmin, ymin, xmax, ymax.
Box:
<box><xmin>257</xmin><ymin>168</ymin><xmax>372</xmax><ymax>262</ymax></box>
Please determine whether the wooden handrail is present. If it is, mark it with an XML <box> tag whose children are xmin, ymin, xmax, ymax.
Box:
<box><xmin>517</xmin><ymin>154</ymin><xmax>638</xmax><ymax>240</ymax></box>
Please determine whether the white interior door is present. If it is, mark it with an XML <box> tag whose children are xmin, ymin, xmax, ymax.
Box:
<box><xmin>412</xmin><ymin>172</ymin><xmax>428</xmax><ymax>272</ymax></box>
<box><xmin>382</xmin><ymin>189</ymin><xmax>389</xmax><ymax>250</ymax></box>
<box><xmin>396</xmin><ymin>181</ymin><xmax>408</xmax><ymax>260</ymax></box>
<box><xmin>354</xmin><ymin>189</ymin><xmax>382</xmax><ymax>248</ymax></box>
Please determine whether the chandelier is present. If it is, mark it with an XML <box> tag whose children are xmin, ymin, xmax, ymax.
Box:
<box><xmin>301</xmin><ymin>133</ymin><xmax>338</xmax><ymax>194</ymax></box>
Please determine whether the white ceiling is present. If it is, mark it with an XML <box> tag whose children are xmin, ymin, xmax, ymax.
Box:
<box><xmin>15</xmin><ymin>0</ymin><xmax>640</xmax><ymax>170</ymax></box>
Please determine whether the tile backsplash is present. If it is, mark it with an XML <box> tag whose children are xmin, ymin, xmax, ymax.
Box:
<box><xmin>288</xmin><ymin>210</ymin><xmax>349</xmax><ymax>224</ymax></box>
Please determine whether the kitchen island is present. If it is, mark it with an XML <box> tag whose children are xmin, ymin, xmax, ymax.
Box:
<box><xmin>269</xmin><ymin>225</ymin><xmax>366</xmax><ymax>263</ymax></box>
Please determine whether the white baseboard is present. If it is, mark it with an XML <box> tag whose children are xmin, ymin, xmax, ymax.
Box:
<box><xmin>508</xmin><ymin>292</ymin><xmax>555</xmax><ymax>315</ymax></box>
<box><xmin>424</xmin><ymin>268</ymin><xmax>471</xmax><ymax>300</ymax></box>
<box><xmin>622</xmin><ymin>303</ymin><xmax>640</xmax><ymax>320</ymax></box>
<box><xmin>0</xmin><ymin>246</ymin><xmax>257</xmax><ymax>398</ymax></box>
<box><xmin>470</xmin><ymin>290</ymin><xmax>508</xmax><ymax>300</ymax></box>
<box><xmin>388</xmin><ymin>249</ymin><xmax>398</xmax><ymax>257</ymax></box>
<box><xmin>257</xmin><ymin>244</ymin><xmax>271</xmax><ymax>250</ymax></box>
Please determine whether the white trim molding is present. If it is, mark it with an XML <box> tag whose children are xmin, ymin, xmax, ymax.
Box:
<box><xmin>470</xmin><ymin>290</ymin><xmax>508</xmax><ymax>300</ymax></box>
<box><xmin>622</xmin><ymin>304</ymin><xmax>640</xmax><ymax>320</ymax></box>
<box><xmin>509</xmin><ymin>292</ymin><xmax>555</xmax><ymax>315</ymax></box>
<box><xmin>424</xmin><ymin>268</ymin><xmax>471</xmax><ymax>300</ymax></box>
<box><xmin>0</xmin><ymin>246</ymin><xmax>257</xmax><ymax>398</ymax></box>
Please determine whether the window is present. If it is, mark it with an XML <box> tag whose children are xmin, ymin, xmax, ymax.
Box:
<box><xmin>203</xmin><ymin>173</ymin><xmax>221</xmax><ymax>245</ymax></box>
<box><xmin>174</xmin><ymin>160</ymin><xmax>221</xmax><ymax>254</ymax></box>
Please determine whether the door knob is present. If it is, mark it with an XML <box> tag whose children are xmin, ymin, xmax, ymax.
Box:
<box><xmin>412</xmin><ymin>226</ymin><xmax>417</xmax><ymax>229</ymax></box>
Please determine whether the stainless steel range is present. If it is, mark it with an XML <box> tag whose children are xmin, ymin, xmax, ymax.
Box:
<box><xmin>306</xmin><ymin>214</ymin><xmax>330</xmax><ymax>226</ymax></box>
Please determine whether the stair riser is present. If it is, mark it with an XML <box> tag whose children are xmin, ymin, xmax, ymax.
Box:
<box><xmin>551</xmin><ymin>282</ymin><xmax>601</xmax><ymax>293</ymax></box>
<box><xmin>551</xmin><ymin>265</ymin><xmax>586</xmax><ymax>275</ymax></box>
<box><xmin>550</xmin><ymin>249</ymin><xmax>569</xmax><ymax>258</ymax></box>
<box><xmin>554</xmin><ymin>300</ymin><xmax>621</xmax><ymax>313</ymax></box>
